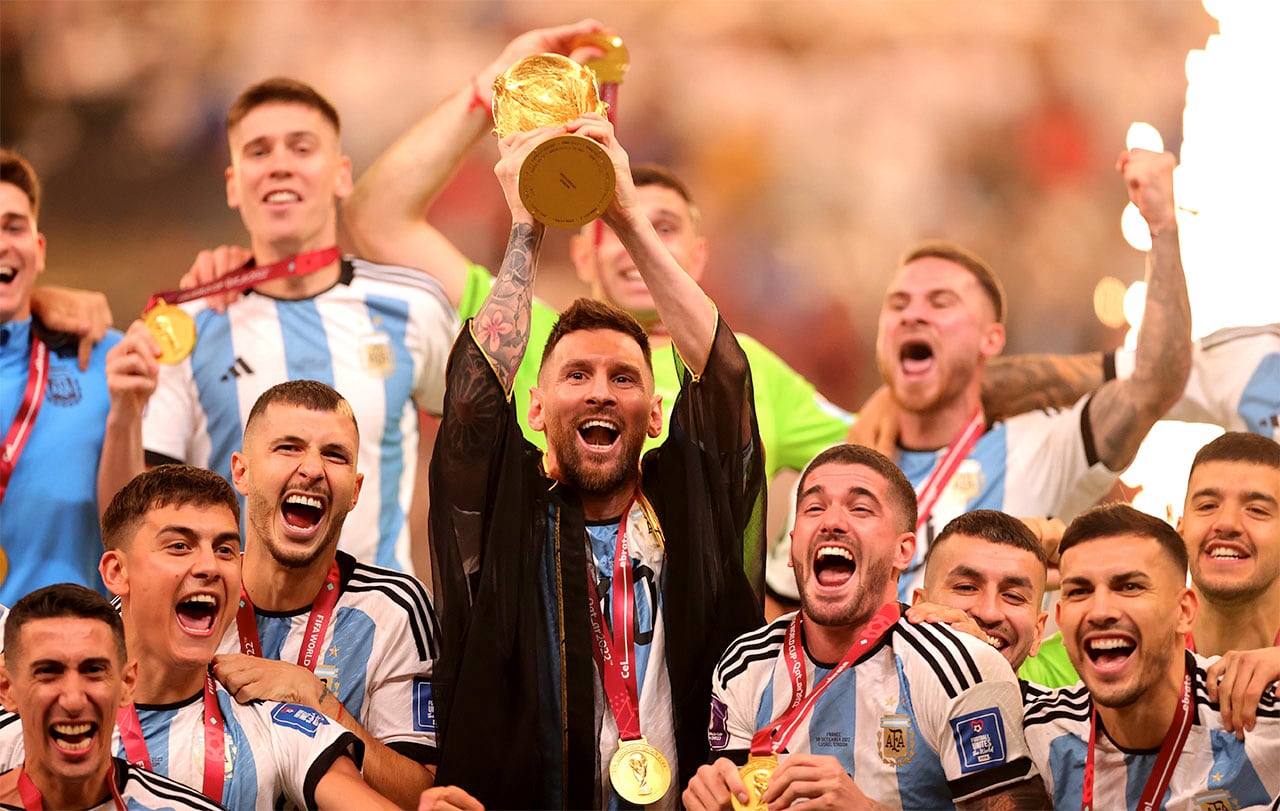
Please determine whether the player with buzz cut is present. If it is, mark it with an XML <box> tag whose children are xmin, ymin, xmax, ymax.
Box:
<box><xmin>208</xmin><ymin>379</ymin><xmax>441</xmax><ymax>808</ymax></box>
<box><xmin>685</xmin><ymin>444</ymin><xmax>1048</xmax><ymax>811</ymax></box>
<box><xmin>1023</xmin><ymin>503</ymin><xmax>1280</xmax><ymax>810</ymax></box>
<box><xmin>96</xmin><ymin>76</ymin><xmax>459</xmax><ymax>578</ymax></box>
<box><xmin>0</xmin><ymin>583</ymin><xmax>227</xmax><ymax>811</ymax></box>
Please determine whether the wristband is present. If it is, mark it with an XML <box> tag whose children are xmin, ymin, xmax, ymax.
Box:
<box><xmin>468</xmin><ymin>76</ymin><xmax>491</xmax><ymax>119</ymax></box>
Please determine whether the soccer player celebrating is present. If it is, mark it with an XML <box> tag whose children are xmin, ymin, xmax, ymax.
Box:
<box><xmin>1178</xmin><ymin>432</ymin><xmax>1280</xmax><ymax>739</ymax></box>
<box><xmin>94</xmin><ymin>465</ymin><xmax>396</xmax><ymax>810</ymax></box>
<box><xmin>425</xmin><ymin>112</ymin><xmax>764</xmax><ymax>809</ymax></box>
<box><xmin>1023</xmin><ymin>503</ymin><xmax>1280</xmax><ymax>808</ymax></box>
<box><xmin>684</xmin><ymin>445</ymin><xmax>1047</xmax><ymax>810</ymax></box>
<box><xmin>211</xmin><ymin>380</ymin><xmax>440</xmax><ymax>807</ymax></box>
<box><xmin>0</xmin><ymin>583</ymin><xmax>223</xmax><ymax>811</ymax></box>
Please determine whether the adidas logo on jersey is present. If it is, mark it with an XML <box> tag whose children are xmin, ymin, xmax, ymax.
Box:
<box><xmin>220</xmin><ymin>357</ymin><xmax>255</xmax><ymax>382</ymax></box>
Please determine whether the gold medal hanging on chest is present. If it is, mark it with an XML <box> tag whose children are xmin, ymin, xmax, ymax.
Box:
<box><xmin>732</xmin><ymin>755</ymin><xmax>778</xmax><ymax>811</ymax></box>
<box><xmin>609</xmin><ymin>737</ymin><xmax>672</xmax><ymax>805</ymax></box>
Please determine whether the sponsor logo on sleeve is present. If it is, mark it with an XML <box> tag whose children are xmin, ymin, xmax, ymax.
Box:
<box><xmin>708</xmin><ymin>696</ymin><xmax>730</xmax><ymax>751</ymax></box>
<box><xmin>413</xmin><ymin>678</ymin><xmax>436</xmax><ymax>733</ymax></box>
<box><xmin>270</xmin><ymin>703</ymin><xmax>329</xmax><ymax>738</ymax></box>
<box><xmin>949</xmin><ymin>708</ymin><xmax>1007</xmax><ymax>774</ymax></box>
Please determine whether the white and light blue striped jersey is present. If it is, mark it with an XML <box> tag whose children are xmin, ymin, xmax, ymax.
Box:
<box><xmin>141</xmin><ymin>257</ymin><xmax>458</xmax><ymax>573</ymax></box>
<box><xmin>0</xmin><ymin>320</ymin><xmax>121</xmax><ymax>605</ymax></box>
<box><xmin>1022</xmin><ymin>653</ymin><xmax>1280</xmax><ymax>810</ymax></box>
<box><xmin>1116</xmin><ymin>323</ymin><xmax>1280</xmax><ymax>441</ymax></box>
<box><xmin>217</xmin><ymin>551</ymin><xmax>439</xmax><ymax>759</ymax></box>
<box><xmin>1</xmin><ymin>758</ymin><xmax>229</xmax><ymax>811</ymax></box>
<box><xmin>767</xmin><ymin>396</ymin><xmax>1116</xmax><ymax>604</ymax></box>
<box><xmin>0</xmin><ymin>685</ymin><xmax>361</xmax><ymax>811</ymax></box>
<box><xmin>894</xmin><ymin>396</ymin><xmax>1115</xmax><ymax>602</ymax></box>
<box><xmin>709</xmin><ymin>613</ymin><xmax>1038</xmax><ymax>809</ymax></box>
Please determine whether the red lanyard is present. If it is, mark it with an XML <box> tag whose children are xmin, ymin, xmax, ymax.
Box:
<box><xmin>585</xmin><ymin>497</ymin><xmax>643</xmax><ymax>741</ymax></box>
<box><xmin>16</xmin><ymin>764</ymin><xmax>126</xmax><ymax>811</ymax></box>
<box><xmin>1081</xmin><ymin>667</ymin><xmax>1193</xmax><ymax>811</ymax></box>
<box><xmin>1185</xmin><ymin>627</ymin><xmax>1280</xmax><ymax>653</ymax></box>
<box><xmin>0</xmin><ymin>335</ymin><xmax>49</xmax><ymax>503</ymax></box>
<box><xmin>235</xmin><ymin>559</ymin><xmax>341</xmax><ymax>671</ymax></box>
<box><xmin>913</xmin><ymin>409</ymin><xmax>985</xmax><ymax>533</ymax></box>
<box><xmin>117</xmin><ymin>672</ymin><xmax>225</xmax><ymax>803</ymax></box>
<box><xmin>749</xmin><ymin>603</ymin><xmax>901</xmax><ymax>756</ymax></box>
<box><xmin>145</xmin><ymin>246</ymin><xmax>341</xmax><ymax>310</ymax></box>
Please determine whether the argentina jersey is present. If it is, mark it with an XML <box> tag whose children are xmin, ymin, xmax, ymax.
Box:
<box><xmin>217</xmin><ymin>551</ymin><xmax>440</xmax><ymax>757</ymax></box>
<box><xmin>141</xmin><ymin>257</ymin><xmax>457</xmax><ymax>573</ymax></box>
<box><xmin>894</xmin><ymin>395</ymin><xmax>1116</xmax><ymax>602</ymax></box>
<box><xmin>1022</xmin><ymin>653</ymin><xmax>1280</xmax><ymax>810</ymax></box>
<box><xmin>1116</xmin><ymin>323</ymin><xmax>1280</xmax><ymax>440</ymax></box>
<box><xmin>124</xmin><ymin>687</ymin><xmax>359</xmax><ymax>811</ymax></box>
<box><xmin>709</xmin><ymin>614</ymin><xmax>1036</xmax><ymax>809</ymax></box>
<box><xmin>0</xmin><ymin>758</ymin><xmax>229</xmax><ymax>811</ymax></box>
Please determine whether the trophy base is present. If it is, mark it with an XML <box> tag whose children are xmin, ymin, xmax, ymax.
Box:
<box><xmin>519</xmin><ymin>134</ymin><xmax>616</xmax><ymax>229</ymax></box>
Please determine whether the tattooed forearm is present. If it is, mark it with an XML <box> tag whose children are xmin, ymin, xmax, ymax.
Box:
<box><xmin>1087</xmin><ymin>226</ymin><xmax>1191</xmax><ymax>470</ymax></box>
<box><xmin>984</xmin><ymin>353</ymin><xmax>1105</xmax><ymax>421</ymax></box>
<box><xmin>473</xmin><ymin>222</ymin><xmax>544</xmax><ymax>391</ymax></box>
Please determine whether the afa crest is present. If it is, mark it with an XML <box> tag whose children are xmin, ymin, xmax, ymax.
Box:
<box><xmin>359</xmin><ymin>332</ymin><xmax>395</xmax><ymax>378</ymax></box>
<box><xmin>878</xmin><ymin>714</ymin><xmax>915</xmax><ymax>766</ymax></box>
<box><xmin>1194</xmin><ymin>789</ymin><xmax>1239</xmax><ymax>811</ymax></box>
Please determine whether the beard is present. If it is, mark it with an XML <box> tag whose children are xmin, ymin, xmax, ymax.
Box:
<box><xmin>246</xmin><ymin>492</ymin><xmax>343</xmax><ymax>571</ymax></box>
<box><xmin>794</xmin><ymin>537</ymin><xmax>895</xmax><ymax>630</ymax></box>
<box><xmin>547</xmin><ymin>415</ymin><xmax>646</xmax><ymax>497</ymax></box>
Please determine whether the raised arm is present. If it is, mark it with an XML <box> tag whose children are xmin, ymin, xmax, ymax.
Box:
<box><xmin>1085</xmin><ymin>148</ymin><xmax>1192</xmax><ymax>471</ymax></box>
<box><xmin>570</xmin><ymin>115</ymin><xmax>718</xmax><ymax>374</ymax></box>
<box><xmin>343</xmin><ymin>19</ymin><xmax>605</xmax><ymax>309</ymax></box>
<box><xmin>97</xmin><ymin>319</ymin><xmax>160</xmax><ymax>512</ymax></box>
<box><xmin>983</xmin><ymin>352</ymin><xmax>1105</xmax><ymax>422</ymax></box>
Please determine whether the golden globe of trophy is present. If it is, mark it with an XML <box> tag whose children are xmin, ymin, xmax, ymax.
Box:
<box><xmin>492</xmin><ymin>52</ymin><xmax>616</xmax><ymax>229</ymax></box>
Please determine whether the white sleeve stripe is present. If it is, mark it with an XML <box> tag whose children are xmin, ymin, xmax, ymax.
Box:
<box><xmin>715</xmin><ymin>631</ymin><xmax>788</xmax><ymax>684</ymax></box>
<box><xmin>894</xmin><ymin>622</ymin><xmax>980</xmax><ymax>697</ymax></box>
<box><xmin>896</xmin><ymin>628</ymin><xmax>963</xmax><ymax>699</ymax></box>
<box><xmin>347</xmin><ymin>567</ymin><xmax>439</xmax><ymax>637</ymax></box>
<box><xmin>126</xmin><ymin>763</ymin><xmax>227</xmax><ymax>810</ymax></box>
<box><xmin>1199</xmin><ymin>322</ymin><xmax>1280</xmax><ymax>350</ymax></box>
<box><xmin>716</xmin><ymin>650</ymin><xmax>784</xmax><ymax>692</ymax></box>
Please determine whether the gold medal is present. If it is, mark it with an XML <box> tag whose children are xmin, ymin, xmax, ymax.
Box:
<box><xmin>143</xmin><ymin>302</ymin><xmax>197</xmax><ymax>365</ymax></box>
<box><xmin>732</xmin><ymin>755</ymin><xmax>778</xmax><ymax>811</ymax></box>
<box><xmin>609</xmin><ymin>738</ymin><xmax>671</xmax><ymax>805</ymax></box>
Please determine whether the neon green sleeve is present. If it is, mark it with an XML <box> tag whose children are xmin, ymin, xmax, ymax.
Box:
<box><xmin>1017</xmin><ymin>633</ymin><xmax>1080</xmax><ymax>688</ymax></box>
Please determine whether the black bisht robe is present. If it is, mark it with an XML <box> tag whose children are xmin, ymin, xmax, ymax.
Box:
<box><xmin>429</xmin><ymin>317</ymin><xmax>766</xmax><ymax>808</ymax></box>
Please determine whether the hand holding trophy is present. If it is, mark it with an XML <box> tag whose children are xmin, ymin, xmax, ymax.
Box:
<box><xmin>491</xmin><ymin>36</ymin><xmax>629</xmax><ymax>229</ymax></box>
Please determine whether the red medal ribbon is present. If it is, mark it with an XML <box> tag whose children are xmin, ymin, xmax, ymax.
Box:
<box><xmin>749</xmin><ymin>602</ymin><xmax>901</xmax><ymax>757</ymax></box>
<box><xmin>585</xmin><ymin>496</ymin><xmax>643</xmax><ymax>741</ymax></box>
<box><xmin>913</xmin><ymin>409</ymin><xmax>985</xmax><ymax>534</ymax></box>
<box><xmin>235</xmin><ymin>559</ymin><xmax>341</xmax><ymax>672</ymax></box>
<box><xmin>15</xmin><ymin>764</ymin><xmax>127</xmax><ymax>811</ymax></box>
<box><xmin>116</xmin><ymin>672</ymin><xmax>225</xmax><ymax>803</ymax></box>
<box><xmin>144</xmin><ymin>246</ymin><xmax>341</xmax><ymax>311</ymax></box>
<box><xmin>1081</xmin><ymin>662</ymin><xmax>1193</xmax><ymax>811</ymax></box>
<box><xmin>0</xmin><ymin>336</ymin><xmax>49</xmax><ymax>503</ymax></box>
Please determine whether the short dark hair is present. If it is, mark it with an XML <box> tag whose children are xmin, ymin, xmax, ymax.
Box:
<box><xmin>1059</xmin><ymin>503</ymin><xmax>1187</xmax><ymax>575</ymax></box>
<box><xmin>244</xmin><ymin>379</ymin><xmax>358</xmax><ymax>441</ymax></box>
<box><xmin>101</xmin><ymin>465</ymin><xmax>241</xmax><ymax>551</ymax></box>
<box><xmin>540</xmin><ymin>297</ymin><xmax>653</xmax><ymax>376</ymax></box>
<box><xmin>927</xmin><ymin>509</ymin><xmax>1048</xmax><ymax>568</ymax></box>
<box><xmin>899</xmin><ymin>240</ymin><xmax>1006</xmax><ymax>324</ymax></box>
<box><xmin>796</xmin><ymin>444</ymin><xmax>918</xmax><ymax>533</ymax></box>
<box><xmin>226</xmin><ymin>77</ymin><xmax>341</xmax><ymax>135</ymax></box>
<box><xmin>1</xmin><ymin>148</ymin><xmax>41</xmax><ymax>221</ymax></box>
<box><xmin>4</xmin><ymin>583</ymin><xmax>127</xmax><ymax>667</ymax></box>
<box><xmin>1189</xmin><ymin>432</ymin><xmax>1280</xmax><ymax>480</ymax></box>
<box><xmin>631</xmin><ymin>162</ymin><xmax>700</xmax><ymax>227</ymax></box>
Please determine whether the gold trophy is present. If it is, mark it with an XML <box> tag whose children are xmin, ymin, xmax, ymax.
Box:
<box><xmin>491</xmin><ymin>51</ymin><xmax>618</xmax><ymax>229</ymax></box>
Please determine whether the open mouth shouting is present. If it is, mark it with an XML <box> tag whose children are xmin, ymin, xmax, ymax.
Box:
<box><xmin>899</xmin><ymin>339</ymin><xmax>936</xmax><ymax>380</ymax></box>
<box><xmin>812</xmin><ymin>544</ymin><xmax>857</xmax><ymax>589</ymax></box>
<box><xmin>577</xmin><ymin>417</ymin><xmax>621</xmax><ymax>454</ymax></box>
<box><xmin>280</xmin><ymin>491</ymin><xmax>328</xmax><ymax>540</ymax></box>
<box><xmin>1081</xmin><ymin>633</ymin><xmax>1138</xmax><ymax>677</ymax></box>
<box><xmin>175</xmin><ymin>592</ymin><xmax>221</xmax><ymax>636</ymax></box>
<box><xmin>49</xmin><ymin>720</ymin><xmax>100</xmax><ymax>758</ymax></box>
<box><xmin>0</xmin><ymin>263</ymin><xmax>16</xmax><ymax>284</ymax></box>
